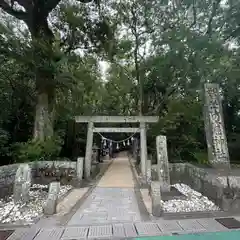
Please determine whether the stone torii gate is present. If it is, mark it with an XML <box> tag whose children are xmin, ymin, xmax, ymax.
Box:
<box><xmin>75</xmin><ymin>116</ymin><xmax>159</xmax><ymax>179</ymax></box>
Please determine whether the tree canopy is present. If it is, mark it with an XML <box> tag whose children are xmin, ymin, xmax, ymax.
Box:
<box><xmin>1</xmin><ymin>0</ymin><xmax>240</xmax><ymax>164</ymax></box>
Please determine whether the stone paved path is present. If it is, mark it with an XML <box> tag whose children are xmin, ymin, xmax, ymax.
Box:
<box><xmin>5</xmin><ymin>153</ymin><xmax>240</xmax><ymax>239</ymax></box>
<box><xmin>67</xmin><ymin>154</ymin><xmax>142</xmax><ymax>225</ymax></box>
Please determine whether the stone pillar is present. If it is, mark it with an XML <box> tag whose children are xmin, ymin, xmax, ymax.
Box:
<box><xmin>76</xmin><ymin>157</ymin><xmax>84</xmax><ymax>181</ymax></box>
<box><xmin>14</xmin><ymin>164</ymin><xmax>32</xmax><ymax>204</ymax></box>
<box><xmin>146</xmin><ymin>159</ymin><xmax>152</xmax><ymax>185</ymax></box>
<box><xmin>156</xmin><ymin>135</ymin><xmax>170</xmax><ymax>192</ymax></box>
<box><xmin>44</xmin><ymin>182</ymin><xmax>60</xmax><ymax>215</ymax></box>
<box><xmin>84</xmin><ymin>121</ymin><xmax>94</xmax><ymax>179</ymax></box>
<box><xmin>151</xmin><ymin>181</ymin><xmax>163</xmax><ymax>217</ymax></box>
<box><xmin>140</xmin><ymin>122</ymin><xmax>147</xmax><ymax>178</ymax></box>
<box><xmin>203</xmin><ymin>83</ymin><xmax>230</xmax><ymax>168</ymax></box>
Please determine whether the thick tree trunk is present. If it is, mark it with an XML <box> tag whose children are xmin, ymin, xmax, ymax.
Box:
<box><xmin>33</xmin><ymin>92</ymin><xmax>53</xmax><ymax>141</ymax></box>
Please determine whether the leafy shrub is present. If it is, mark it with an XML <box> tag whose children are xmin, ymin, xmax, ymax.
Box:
<box><xmin>12</xmin><ymin>135</ymin><xmax>63</xmax><ymax>163</ymax></box>
<box><xmin>191</xmin><ymin>151</ymin><xmax>209</xmax><ymax>165</ymax></box>
<box><xmin>0</xmin><ymin>128</ymin><xmax>11</xmax><ymax>158</ymax></box>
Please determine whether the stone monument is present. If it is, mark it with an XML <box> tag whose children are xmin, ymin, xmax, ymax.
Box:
<box><xmin>44</xmin><ymin>181</ymin><xmax>60</xmax><ymax>215</ymax></box>
<box><xmin>203</xmin><ymin>83</ymin><xmax>230</xmax><ymax>168</ymax></box>
<box><xmin>14</xmin><ymin>164</ymin><xmax>32</xmax><ymax>204</ymax></box>
<box><xmin>76</xmin><ymin>157</ymin><xmax>84</xmax><ymax>181</ymax></box>
<box><xmin>151</xmin><ymin>181</ymin><xmax>163</xmax><ymax>217</ymax></box>
<box><xmin>156</xmin><ymin>135</ymin><xmax>170</xmax><ymax>192</ymax></box>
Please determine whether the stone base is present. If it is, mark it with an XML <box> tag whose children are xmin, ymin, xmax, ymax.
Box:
<box><xmin>161</xmin><ymin>186</ymin><xmax>187</xmax><ymax>201</ymax></box>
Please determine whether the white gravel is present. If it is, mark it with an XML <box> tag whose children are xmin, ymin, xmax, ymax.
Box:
<box><xmin>162</xmin><ymin>183</ymin><xmax>220</xmax><ymax>212</ymax></box>
<box><xmin>0</xmin><ymin>184</ymin><xmax>72</xmax><ymax>224</ymax></box>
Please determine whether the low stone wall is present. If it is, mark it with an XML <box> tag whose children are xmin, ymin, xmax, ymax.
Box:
<box><xmin>169</xmin><ymin>163</ymin><xmax>240</xmax><ymax>213</ymax></box>
<box><xmin>31</xmin><ymin>161</ymin><xmax>77</xmax><ymax>186</ymax></box>
<box><xmin>0</xmin><ymin>161</ymin><xmax>78</xmax><ymax>199</ymax></box>
<box><xmin>0</xmin><ymin>164</ymin><xmax>19</xmax><ymax>199</ymax></box>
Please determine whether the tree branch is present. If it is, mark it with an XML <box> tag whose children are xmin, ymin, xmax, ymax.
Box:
<box><xmin>0</xmin><ymin>0</ymin><xmax>27</xmax><ymax>21</ymax></box>
<box><xmin>206</xmin><ymin>0</ymin><xmax>221</xmax><ymax>37</ymax></box>
<box><xmin>44</xmin><ymin>0</ymin><xmax>62</xmax><ymax>15</ymax></box>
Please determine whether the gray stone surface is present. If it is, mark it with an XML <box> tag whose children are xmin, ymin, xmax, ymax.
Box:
<box><xmin>203</xmin><ymin>83</ymin><xmax>230</xmax><ymax>168</ymax></box>
<box><xmin>14</xmin><ymin>164</ymin><xmax>31</xmax><ymax>204</ymax></box>
<box><xmin>34</xmin><ymin>227</ymin><xmax>64</xmax><ymax>240</ymax></box>
<box><xmin>85</xmin><ymin>121</ymin><xmax>94</xmax><ymax>179</ymax></box>
<box><xmin>88</xmin><ymin>225</ymin><xmax>112</xmax><ymax>239</ymax></box>
<box><xmin>169</xmin><ymin>163</ymin><xmax>240</xmax><ymax>212</ymax></box>
<box><xmin>76</xmin><ymin>157</ymin><xmax>84</xmax><ymax>181</ymax></box>
<box><xmin>157</xmin><ymin>220</ymin><xmax>183</xmax><ymax>232</ymax></box>
<box><xmin>151</xmin><ymin>181</ymin><xmax>163</xmax><ymax>217</ymax></box>
<box><xmin>112</xmin><ymin>223</ymin><xmax>125</xmax><ymax>238</ymax></box>
<box><xmin>140</xmin><ymin>122</ymin><xmax>147</xmax><ymax>179</ymax></box>
<box><xmin>156</xmin><ymin>135</ymin><xmax>170</xmax><ymax>192</ymax></box>
<box><xmin>43</xmin><ymin>182</ymin><xmax>60</xmax><ymax>215</ymax></box>
<box><xmin>177</xmin><ymin>219</ymin><xmax>206</xmax><ymax>231</ymax></box>
<box><xmin>197</xmin><ymin>218</ymin><xmax>227</xmax><ymax>231</ymax></box>
<box><xmin>11</xmin><ymin>217</ymin><xmax>240</xmax><ymax>239</ymax></box>
<box><xmin>0</xmin><ymin>160</ymin><xmax>76</xmax><ymax>199</ymax></box>
<box><xmin>6</xmin><ymin>228</ymin><xmax>29</xmax><ymax>240</ymax></box>
<box><xmin>146</xmin><ymin>160</ymin><xmax>152</xmax><ymax>185</ymax></box>
<box><xmin>61</xmin><ymin>227</ymin><xmax>88</xmax><ymax>239</ymax></box>
<box><xmin>135</xmin><ymin>222</ymin><xmax>162</xmax><ymax>236</ymax></box>
<box><xmin>123</xmin><ymin>223</ymin><xmax>138</xmax><ymax>237</ymax></box>
<box><xmin>19</xmin><ymin>227</ymin><xmax>40</xmax><ymax>240</ymax></box>
<box><xmin>67</xmin><ymin>187</ymin><xmax>141</xmax><ymax>225</ymax></box>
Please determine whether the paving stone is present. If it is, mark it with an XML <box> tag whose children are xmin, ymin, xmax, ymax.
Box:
<box><xmin>67</xmin><ymin>187</ymin><xmax>141</xmax><ymax>225</ymax></box>
<box><xmin>61</xmin><ymin>227</ymin><xmax>88</xmax><ymax>239</ymax></box>
<box><xmin>112</xmin><ymin>224</ymin><xmax>126</xmax><ymax>238</ymax></box>
<box><xmin>67</xmin><ymin>215</ymin><xmax>84</xmax><ymax>225</ymax></box>
<box><xmin>6</xmin><ymin>228</ymin><xmax>28</xmax><ymax>240</ymax></box>
<box><xmin>197</xmin><ymin>218</ymin><xmax>227</xmax><ymax>231</ymax></box>
<box><xmin>157</xmin><ymin>220</ymin><xmax>183</xmax><ymax>232</ymax></box>
<box><xmin>135</xmin><ymin>222</ymin><xmax>162</xmax><ymax>236</ymax></box>
<box><xmin>34</xmin><ymin>227</ymin><xmax>64</xmax><ymax>240</ymax></box>
<box><xmin>88</xmin><ymin>225</ymin><xmax>112</xmax><ymax>239</ymax></box>
<box><xmin>19</xmin><ymin>227</ymin><xmax>40</xmax><ymax>240</ymax></box>
<box><xmin>177</xmin><ymin>219</ymin><xmax>206</xmax><ymax>232</ymax></box>
<box><xmin>123</xmin><ymin>223</ymin><xmax>138</xmax><ymax>237</ymax></box>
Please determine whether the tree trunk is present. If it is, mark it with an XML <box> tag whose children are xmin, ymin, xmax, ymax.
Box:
<box><xmin>33</xmin><ymin>92</ymin><xmax>53</xmax><ymax>141</ymax></box>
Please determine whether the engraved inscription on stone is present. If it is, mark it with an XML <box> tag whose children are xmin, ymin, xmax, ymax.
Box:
<box><xmin>156</xmin><ymin>135</ymin><xmax>170</xmax><ymax>192</ymax></box>
<box><xmin>43</xmin><ymin>182</ymin><xmax>60</xmax><ymax>215</ymax></box>
<box><xmin>151</xmin><ymin>181</ymin><xmax>163</xmax><ymax>217</ymax></box>
<box><xmin>203</xmin><ymin>83</ymin><xmax>230</xmax><ymax>168</ymax></box>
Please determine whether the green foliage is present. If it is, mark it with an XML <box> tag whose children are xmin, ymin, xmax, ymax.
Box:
<box><xmin>12</xmin><ymin>136</ymin><xmax>63</xmax><ymax>163</ymax></box>
<box><xmin>1</xmin><ymin>0</ymin><xmax>240</xmax><ymax>165</ymax></box>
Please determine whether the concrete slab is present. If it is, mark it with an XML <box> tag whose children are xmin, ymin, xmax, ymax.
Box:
<box><xmin>135</xmin><ymin>222</ymin><xmax>162</xmax><ymax>236</ymax></box>
<box><xmin>177</xmin><ymin>219</ymin><xmax>206</xmax><ymax>231</ymax></box>
<box><xmin>61</xmin><ymin>226</ymin><xmax>88</xmax><ymax>239</ymax></box>
<box><xmin>33</xmin><ymin>227</ymin><xmax>64</xmax><ymax>240</ymax></box>
<box><xmin>157</xmin><ymin>220</ymin><xmax>183</xmax><ymax>232</ymax></box>
<box><xmin>88</xmin><ymin>225</ymin><xmax>112</xmax><ymax>239</ymax></box>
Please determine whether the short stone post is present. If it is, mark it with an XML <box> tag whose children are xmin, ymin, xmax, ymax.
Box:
<box><xmin>14</xmin><ymin>164</ymin><xmax>32</xmax><ymax>204</ymax></box>
<box><xmin>156</xmin><ymin>135</ymin><xmax>170</xmax><ymax>192</ymax></box>
<box><xmin>76</xmin><ymin>157</ymin><xmax>84</xmax><ymax>181</ymax></box>
<box><xmin>44</xmin><ymin>182</ymin><xmax>60</xmax><ymax>215</ymax></box>
<box><xmin>151</xmin><ymin>181</ymin><xmax>163</xmax><ymax>217</ymax></box>
<box><xmin>203</xmin><ymin>83</ymin><xmax>230</xmax><ymax>169</ymax></box>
